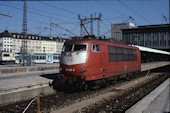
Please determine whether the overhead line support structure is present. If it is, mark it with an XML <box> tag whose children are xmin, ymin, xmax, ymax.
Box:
<box><xmin>21</xmin><ymin>0</ymin><xmax>28</xmax><ymax>66</ymax></box>
<box><xmin>78</xmin><ymin>13</ymin><xmax>101</xmax><ymax>37</ymax></box>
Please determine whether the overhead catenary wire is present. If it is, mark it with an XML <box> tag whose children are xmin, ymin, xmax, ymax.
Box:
<box><xmin>51</xmin><ymin>23</ymin><xmax>77</xmax><ymax>36</ymax></box>
<box><xmin>1</xmin><ymin>2</ymin><xmax>67</xmax><ymax>23</ymax></box>
<box><xmin>148</xmin><ymin>1</ymin><xmax>164</xmax><ymax>16</ymax></box>
<box><xmin>148</xmin><ymin>0</ymin><xmax>168</xmax><ymax>24</ymax></box>
<box><xmin>119</xmin><ymin>0</ymin><xmax>153</xmax><ymax>25</ymax></box>
<box><xmin>38</xmin><ymin>1</ymin><xmax>79</xmax><ymax>16</ymax></box>
<box><xmin>1</xmin><ymin>1</ymin><xmax>79</xmax><ymax>36</ymax></box>
<box><xmin>100</xmin><ymin>16</ymin><xmax>134</xmax><ymax>37</ymax></box>
<box><xmin>95</xmin><ymin>0</ymin><xmax>124</xmax><ymax>15</ymax></box>
<box><xmin>1</xmin><ymin>0</ymin><xmax>167</xmax><ymax>37</ymax></box>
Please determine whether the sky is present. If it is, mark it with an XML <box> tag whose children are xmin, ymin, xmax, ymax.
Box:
<box><xmin>0</xmin><ymin>0</ymin><xmax>169</xmax><ymax>38</ymax></box>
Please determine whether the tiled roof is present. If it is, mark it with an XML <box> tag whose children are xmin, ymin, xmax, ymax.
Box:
<box><xmin>0</xmin><ymin>30</ymin><xmax>69</xmax><ymax>42</ymax></box>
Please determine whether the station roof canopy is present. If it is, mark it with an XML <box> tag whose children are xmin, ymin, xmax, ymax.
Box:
<box><xmin>130</xmin><ymin>45</ymin><xmax>170</xmax><ymax>55</ymax></box>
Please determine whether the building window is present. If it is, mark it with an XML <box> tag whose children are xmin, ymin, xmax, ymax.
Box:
<box><xmin>10</xmin><ymin>48</ymin><xmax>12</xmax><ymax>52</ymax></box>
<box><xmin>3</xmin><ymin>54</ymin><xmax>10</xmax><ymax>57</ymax></box>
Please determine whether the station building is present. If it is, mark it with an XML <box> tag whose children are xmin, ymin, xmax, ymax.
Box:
<box><xmin>111</xmin><ymin>22</ymin><xmax>135</xmax><ymax>41</ymax></box>
<box><xmin>122</xmin><ymin>24</ymin><xmax>170</xmax><ymax>52</ymax></box>
<box><xmin>0</xmin><ymin>30</ymin><xmax>66</xmax><ymax>64</ymax></box>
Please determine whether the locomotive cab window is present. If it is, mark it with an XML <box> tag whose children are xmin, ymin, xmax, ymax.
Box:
<box><xmin>63</xmin><ymin>44</ymin><xmax>72</xmax><ymax>52</ymax></box>
<box><xmin>62</xmin><ymin>44</ymin><xmax>87</xmax><ymax>52</ymax></box>
<box><xmin>73</xmin><ymin>44</ymin><xmax>86</xmax><ymax>51</ymax></box>
<box><xmin>92</xmin><ymin>44</ymin><xmax>100</xmax><ymax>52</ymax></box>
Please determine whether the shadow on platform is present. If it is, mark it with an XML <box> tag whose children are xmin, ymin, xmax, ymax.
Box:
<box><xmin>39</xmin><ymin>73</ymin><xmax>59</xmax><ymax>80</ymax></box>
<box><xmin>151</xmin><ymin>65</ymin><xmax>170</xmax><ymax>73</ymax></box>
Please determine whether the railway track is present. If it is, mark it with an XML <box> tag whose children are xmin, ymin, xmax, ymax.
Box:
<box><xmin>0</xmin><ymin>71</ymin><xmax>169</xmax><ymax>113</ymax></box>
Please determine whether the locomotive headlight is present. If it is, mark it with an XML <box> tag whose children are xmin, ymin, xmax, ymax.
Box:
<box><xmin>72</xmin><ymin>68</ymin><xmax>75</xmax><ymax>71</ymax></box>
<box><xmin>65</xmin><ymin>68</ymin><xmax>75</xmax><ymax>72</ymax></box>
<box><xmin>59</xmin><ymin>67</ymin><xmax>62</xmax><ymax>71</ymax></box>
<box><xmin>80</xmin><ymin>68</ymin><xmax>86</xmax><ymax>73</ymax></box>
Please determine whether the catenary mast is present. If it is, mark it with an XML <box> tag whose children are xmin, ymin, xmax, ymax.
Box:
<box><xmin>21</xmin><ymin>0</ymin><xmax>28</xmax><ymax>66</ymax></box>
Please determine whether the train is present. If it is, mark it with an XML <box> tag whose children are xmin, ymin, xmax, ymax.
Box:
<box><xmin>0</xmin><ymin>53</ymin><xmax>61</xmax><ymax>65</ymax></box>
<box><xmin>15</xmin><ymin>53</ymin><xmax>60</xmax><ymax>64</ymax></box>
<box><xmin>52</xmin><ymin>36</ymin><xmax>141</xmax><ymax>90</ymax></box>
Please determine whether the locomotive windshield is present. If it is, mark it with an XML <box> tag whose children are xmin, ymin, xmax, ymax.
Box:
<box><xmin>63</xmin><ymin>44</ymin><xmax>87</xmax><ymax>52</ymax></box>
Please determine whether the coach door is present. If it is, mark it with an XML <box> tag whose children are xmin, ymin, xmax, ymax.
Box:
<box><xmin>46</xmin><ymin>54</ymin><xmax>53</xmax><ymax>63</ymax></box>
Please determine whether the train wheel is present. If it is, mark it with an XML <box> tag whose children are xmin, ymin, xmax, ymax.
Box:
<box><xmin>125</xmin><ymin>74</ymin><xmax>130</xmax><ymax>80</ymax></box>
<box><xmin>76</xmin><ymin>76</ymin><xmax>88</xmax><ymax>91</ymax></box>
<box><xmin>82</xmin><ymin>82</ymin><xmax>88</xmax><ymax>91</ymax></box>
<box><xmin>52</xmin><ymin>76</ymin><xmax>64</xmax><ymax>91</ymax></box>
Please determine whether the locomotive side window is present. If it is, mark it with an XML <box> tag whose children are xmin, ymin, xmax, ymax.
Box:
<box><xmin>123</xmin><ymin>49</ymin><xmax>129</xmax><ymax>61</ymax></box>
<box><xmin>133</xmin><ymin>49</ymin><xmax>137</xmax><ymax>60</ymax></box>
<box><xmin>116</xmin><ymin>47</ymin><xmax>123</xmax><ymax>62</ymax></box>
<box><xmin>92</xmin><ymin>44</ymin><xmax>100</xmax><ymax>52</ymax></box>
<box><xmin>109</xmin><ymin>46</ymin><xmax>137</xmax><ymax>62</ymax></box>
<box><xmin>128</xmin><ymin>49</ymin><xmax>133</xmax><ymax>61</ymax></box>
<box><xmin>125</xmin><ymin>49</ymin><xmax>137</xmax><ymax>61</ymax></box>
<box><xmin>108</xmin><ymin>46</ymin><xmax>117</xmax><ymax>62</ymax></box>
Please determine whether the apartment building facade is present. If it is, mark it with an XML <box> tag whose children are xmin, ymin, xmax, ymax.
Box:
<box><xmin>0</xmin><ymin>30</ymin><xmax>65</xmax><ymax>63</ymax></box>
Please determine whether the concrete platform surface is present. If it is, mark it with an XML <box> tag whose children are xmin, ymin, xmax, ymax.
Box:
<box><xmin>0</xmin><ymin>61</ymin><xmax>169</xmax><ymax>75</ymax></box>
<box><xmin>126</xmin><ymin>78</ymin><xmax>170</xmax><ymax>113</ymax></box>
<box><xmin>0</xmin><ymin>69</ymin><xmax>58</xmax><ymax>105</ymax></box>
<box><xmin>141</xmin><ymin>61</ymin><xmax>170</xmax><ymax>71</ymax></box>
<box><xmin>0</xmin><ymin>70</ymin><xmax>59</xmax><ymax>95</ymax></box>
<box><xmin>0</xmin><ymin>61</ymin><xmax>169</xmax><ymax>94</ymax></box>
<box><xmin>0</xmin><ymin>63</ymin><xmax>59</xmax><ymax>74</ymax></box>
<box><xmin>0</xmin><ymin>61</ymin><xmax>169</xmax><ymax>105</ymax></box>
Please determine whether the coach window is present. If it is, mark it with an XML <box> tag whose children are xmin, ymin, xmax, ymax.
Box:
<box><xmin>92</xmin><ymin>44</ymin><xmax>100</xmax><ymax>52</ymax></box>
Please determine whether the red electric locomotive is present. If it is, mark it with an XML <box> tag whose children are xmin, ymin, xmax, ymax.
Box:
<box><xmin>52</xmin><ymin>36</ymin><xmax>141</xmax><ymax>90</ymax></box>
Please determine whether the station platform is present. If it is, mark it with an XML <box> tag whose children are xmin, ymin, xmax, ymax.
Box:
<box><xmin>141</xmin><ymin>61</ymin><xmax>170</xmax><ymax>72</ymax></box>
<box><xmin>0</xmin><ymin>63</ymin><xmax>59</xmax><ymax>75</ymax></box>
<box><xmin>126</xmin><ymin>78</ymin><xmax>170</xmax><ymax>113</ymax></box>
<box><xmin>0</xmin><ymin>61</ymin><xmax>169</xmax><ymax>105</ymax></box>
<box><xmin>0</xmin><ymin>61</ymin><xmax>169</xmax><ymax>75</ymax></box>
<box><xmin>0</xmin><ymin>62</ymin><xmax>169</xmax><ymax>93</ymax></box>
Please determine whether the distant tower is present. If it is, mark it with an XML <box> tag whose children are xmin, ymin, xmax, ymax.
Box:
<box><xmin>21</xmin><ymin>0</ymin><xmax>28</xmax><ymax>66</ymax></box>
